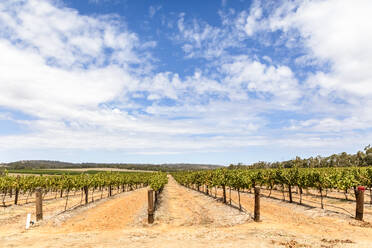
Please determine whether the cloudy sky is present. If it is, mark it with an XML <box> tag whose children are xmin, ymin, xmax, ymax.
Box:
<box><xmin>0</xmin><ymin>0</ymin><xmax>371</xmax><ymax>164</ymax></box>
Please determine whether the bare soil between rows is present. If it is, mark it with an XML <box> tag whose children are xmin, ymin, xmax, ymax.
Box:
<box><xmin>1</xmin><ymin>176</ymin><xmax>372</xmax><ymax>248</ymax></box>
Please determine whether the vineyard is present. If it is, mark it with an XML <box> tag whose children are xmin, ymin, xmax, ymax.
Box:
<box><xmin>172</xmin><ymin>167</ymin><xmax>372</xmax><ymax>211</ymax></box>
<box><xmin>0</xmin><ymin>171</ymin><xmax>167</xmax><ymax>209</ymax></box>
<box><xmin>1</xmin><ymin>165</ymin><xmax>372</xmax><ymax>247</ymax></box>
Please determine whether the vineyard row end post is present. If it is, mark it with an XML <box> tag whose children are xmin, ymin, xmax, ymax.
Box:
<box><xmin>35</xmin><ymin>188</ymin><xmax>43</xmax><ymax>221</ymax></box>
<box><xmin>254</xmin><ymin>187</ymin><xmax>260</xmax><ymax>222</ymax></box>
<box><xmin>148</xmin><ymin>189</ymin><xmax>154</xmax><ymax>224</ymax></box>
<box><xmin>15</xmin><ymin>175</ymin><xmax>20</xmax><ymax>205</ymax></box>
<box><xmin>355</xmin><ymin>186</ymin><xmax>365</xmax><ymax>221</ymax></box>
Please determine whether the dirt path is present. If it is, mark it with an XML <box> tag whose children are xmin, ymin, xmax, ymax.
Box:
<box><xmin>155</xmin><ymin>176</ymin><xmax>249</xmax><ymax>227</ymax></box>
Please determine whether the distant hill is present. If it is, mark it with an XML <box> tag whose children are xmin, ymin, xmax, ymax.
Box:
<box><xmin>3</xmin><ymin>160</ymin><xmax>223</xmax><ymax>172</ymax></box>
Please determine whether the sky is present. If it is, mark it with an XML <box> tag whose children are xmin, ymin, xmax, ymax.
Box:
<box><xmin>0</xmin><ymin>0</ymin><xmax>371</xmax><ymax>165</ymax></box>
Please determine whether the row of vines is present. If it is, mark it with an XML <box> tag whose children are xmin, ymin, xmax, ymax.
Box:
<box><xmin>0</xmin><ymin>171</ymin><xmax>168</xmax><ymax>208</ymax></box>
<box><xmin>172</xmin><ymin>167</ymin><xmax>372</xmax><ymax>209</ymax></box>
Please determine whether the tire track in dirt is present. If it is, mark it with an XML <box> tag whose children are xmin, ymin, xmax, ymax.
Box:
<box><xmin>155</xmin><ymin>176</ymin><xmax>249</xmax><ymax>227</ymax></box>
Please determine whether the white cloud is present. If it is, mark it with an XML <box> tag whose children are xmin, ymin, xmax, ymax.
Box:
<box><xmin>0</xmin><ymin>0</ymin><xmax>371</xmax><ymax>161</ymax></box>
<box><xmin>220</xmin><ymin>56</ymin><xmax>301</xmax><ymax>104</ymax></box>
<box><xmin>0</xmin><ymin>0</ymin><xmax>153</xmax><ymax>150</ymax></box>
<box><xmin>149</xmin><ymin>5</ymin><xmax>162</xmax><ymax>18</ymax></box>
<box><xmin>0</xmin><ymin>112</ymin><xmax>12</xmax><ymax>121</ymax></box>
<box><xmin>256</xmin><ymin>0</ymin><xmax>372</xmax><ymax>136</ymax></box>
<box><xmin>175</xmin><ymin>13</ymin><xmax>244</xmax><ymax>59</ymax></box>
<box><xmin>288</xmin><ymin>117</ymin><xmax>370</xmax><ymax>133</ymax></box>
<box><xmin>239</xmin><ymin>1</ymin><xmax>263</xmax><ymax>36</ymax></box>
<box><xmin>0</xmin><ymin>39</ymin><xmax>132</xmax><ymax>114</ymax></box>
<box><xmin>0</xmin><ymin>0</ymin><xmax>268</xmax><ymax>154</ymax></box>
<box><xmin>267</xmin><ymin>0</ymin><xmax>372</xmax><ymax>98</ymax></box>
<box><xmin>0</xmin><ymin>0</ymin><xmax>140</xmax><ymax>69</ymax></box>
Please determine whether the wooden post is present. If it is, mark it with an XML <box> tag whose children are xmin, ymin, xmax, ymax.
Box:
<box><xmin>148</xmin><ymin>189</ymin><xmax>154</xmax><ymax>224</ymax></box>
<box><xmin>35</xmin><ymin>188</ymin><xmax>43</xmax><ymax>221</ymax></box>
<box><xmin>155</xmin><ymin>191</ymin><xmax>158</xmax><ymax>205</ymax></box>
<box><xmin>84</xmin><ymin>186</ymin><xmax>88</xmax><ymax>204</ymax></box>
<box><xmin>14</xmin><ymin>175</ymin><xmax>20</xmax><ymax>205</ymax></box>
<box><xmin>222</xmin><ymin>185</ymin><xmax>227</xmax><ymax>203</ymax></box>
<box><xmin>238</xmin><ymin>189</ymin><xmax>241</xmax><ymax>210</ymax></box>
<box><xmin>254</xmin><ymin>187</ymin><xmax>260</xmax><ymax>222</ymax></box>
<box><xmin>355</xmin><ymin>186</ymin><xmax>365</xmax><ymax>221</ymax></box>
<box><xmin>229</xmin><ymin>187</ymin><xmax>232</xmax><ymax>205</ymax></box>
<box><xmin>14</xmin><ymin>188</ymin><xmax>19</xmax><ymax>205</ymax></box>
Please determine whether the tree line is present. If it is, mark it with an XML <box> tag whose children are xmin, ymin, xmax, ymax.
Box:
<box><xmin>3</xmin><ymin>160</ymin><xmax>222</xmax><ymax>172</ymax></box>
<box><xmin>229</xmin><ymin>146</ymin><xmax>372</xmax><ymax>169</ymax></box>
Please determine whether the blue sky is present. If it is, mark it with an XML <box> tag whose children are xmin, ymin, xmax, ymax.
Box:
<box><xmin>0</xmin><ymin>0</ymin><xmax>371</xmax><ymax>165</ymax></box>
